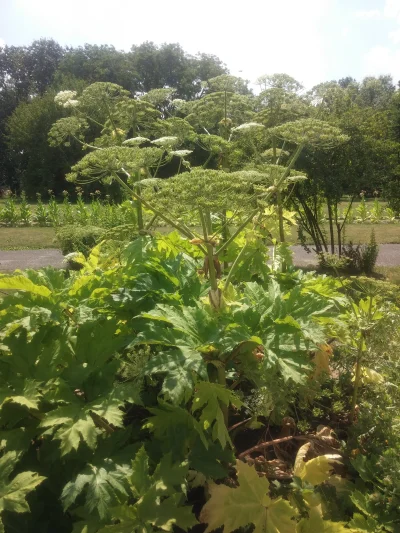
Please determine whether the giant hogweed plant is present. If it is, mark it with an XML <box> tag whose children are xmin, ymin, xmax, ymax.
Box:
<box><xmin>50</xmin><ymin>84</ymin><xmax>347</xmax><ymax>309</ymax></box>
<box><xmin>0</xmin><ymin>85</ymin><xmax>372</xmax><ymax>531</ymax></box>
<box><xmin>0</xmin><ymin>231</ymin><xmax>371</xmax><ymax>532</ymax></box>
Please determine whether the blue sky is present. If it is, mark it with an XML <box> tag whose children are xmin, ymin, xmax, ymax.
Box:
<box><xmin>1</xmin><ymin>0</ymin><xmax>400</xmax><ymax>89</ymax></box>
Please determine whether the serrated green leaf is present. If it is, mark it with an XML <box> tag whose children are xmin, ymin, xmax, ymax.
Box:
<box><xmin>97</xmin><ymin>449</ymin><xmax>195</xmax><ymax>533</ymax></box>
<box><xmin>0</xmin><ymin>464</ymin><xmax>45</xmax><ymax>515</ymax></box>
<box><xmin>130</xmin><ymin>446</ymin><xmax>150</xmax><ymax>498</ymax></box>
<box><xmin>40</xmin><ymin>405</ymin><xmax>98</xmax><ymax>455</ymax></box>
<box><xmin>348</xmin><ymin>513</ymin><xmax>378</xmax><ymax>532</ymax></box>
<box><xmin>0</xmin><ymin>379</ymin><xmax>42</xmax><ymax>411</ymax></box>
<box><xmin>200</xmin><ymin>460</ymin><xmax>296</xmax><ymax>533</ymax></box>
<box><xmin>297</xmin><ymin>507</ymin><xmax>352</xmax><ymax>532</ymax></box>
<box><xmin>192</xmin><ymin>382</ymin><xmax>243</xmax><ymax>449</ymax></box>
<box><xmin>143</xmin><ymin>349</ymin><xmax>206</xmax><ymax>404</ymax></box>
<box><xmin>62</xmin><ymin>459</ymin><xmax>130</xmax><ymax>519</ymax></box>
<box><xmin>350</xmin><ymin>490</ymin><xmax>373</xmax><ymax>517</ymax></box>
<box><xmin>138</xmin><ymin>490</ymin><xmax>197</xmax><ymax>532</ymax></box>
<box><xmin>0</xmin><ymin>275</ymin><xmax>52</xmax><ymax>298</ymax></box>
<box><xmin>144</xmin><ymin>402</ymin><xmax>209</xmax><ymax>458</ymax></box>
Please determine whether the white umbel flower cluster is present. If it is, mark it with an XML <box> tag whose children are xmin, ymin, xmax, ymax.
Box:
<box><xmin>232</xmin><ymin>122</ymin><xmax>265</xmax><ymax>132</ymax></box>
<box><xmin>170</xmin><ymin>150</ymin><xmax>193</xmax><ymax>157</ymax></box>
<box><xmin>151</xmin><ymin>136</ymin><xmax>179</xmax><ymax>147</ymax></box>
<box><xmin>54</xmin><ymin>90</ymin><xmax>79</xmax><ymax>108</ymax></box>
<box><xmin>123</xmin><ymin>137</ymin><xmax>150</xmax><ymax>146</ymax></box>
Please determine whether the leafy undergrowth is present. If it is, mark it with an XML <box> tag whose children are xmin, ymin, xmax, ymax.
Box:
<box><xmin>0</xmin><ymin>234</ymin><xmax>398</xmax><ymax>532</ymax></box>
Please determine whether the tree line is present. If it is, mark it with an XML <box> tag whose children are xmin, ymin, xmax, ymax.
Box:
<box><xmin>0</xmin><ymin>39</ymin><xmax>227</xmax><ymax>193</ymax></box>
<box><xmin>1</xmin><ymin>38</ymin><xmax>400</xmax><ymax>213</ymax></box>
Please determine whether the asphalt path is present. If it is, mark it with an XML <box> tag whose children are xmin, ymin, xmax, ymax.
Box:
<box><xmin>1</xmin><ymin>245</ymin><xmax>400</xmax><ymax>271</ymax></box>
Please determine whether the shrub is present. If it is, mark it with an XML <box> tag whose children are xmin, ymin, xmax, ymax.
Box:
<box><xmin>56</xmin><ymin>225</ymin><xmax>105</xmax><ymax>256</ymax></box>
<box><xmin>318</xmin><ymin>230</ymin><xmax>379</xmax><ymax>275</ymax></box>
<box><xmin>318</xmin><ymin>252</ymin><xmax>352</xmax><ymax>272</ymax></box>
<box><xmin>383</xmin><ymin>179</ymin><xmax>400</xmax><ymax>215</ymax></box>
<box><xmin>342</xmin><ymin>229</ymin><xmax>378</xmax><ymax>275</ymax></box>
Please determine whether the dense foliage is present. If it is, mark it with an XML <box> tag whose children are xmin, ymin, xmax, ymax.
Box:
<box><xmin>1</xmin><ymin>38</ymin><xmax>400</xmax><ymax>532</ymax></box>
<box><xmin>0</xmin><ymin>231</ymin><xmax>399</xmax><ymax>532</ymax></box>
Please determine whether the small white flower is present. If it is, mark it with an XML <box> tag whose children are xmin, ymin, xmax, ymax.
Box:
<box><xmin>151</xmin><ymin>136</ymin><xmax>179</xmax><ymax>147</ymax></box>
<box><xmin>54</xmin><ymin>90</ymin><xmax>78</xmax><ymax>107</ymax></box>
<box><xmin>63</xmin><ymin>99</ymin><xmax>79</xmax><ymax>108</ymax></box>
<box><xmin>123</xmin><ymin>137</ymin><xmax>150</xmax><ymax>146</ymax></box>
<box><xmin>232</xmin><ymin>122</ymin><xmax>265</xmax><ymax>132</ymax></box>
<box><xmin>63</xmin><ymin>252</ymin><xmax>85</xmax><ymax>265</ymax></box>
<box><xmin>171</xmin><ymin>99</ymin><xmax>186</xmax><ymax>109</ymax></box>
<box><xmin>170</xmin><ymin>150</ymin><xmax>193</xmax><ymax>157</ymax></box>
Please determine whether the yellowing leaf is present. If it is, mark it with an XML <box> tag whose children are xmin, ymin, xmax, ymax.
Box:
<box><xmin>0</xmin><ymin>276</ymin><xmax>51</xmax><ymax>298</ymax></box>
<box><xmin>87</xmin><ymin>243</ymin><xmax>102</xmax><ymax>270</ymax></box>
<box><xmin>311</xmin><ymin>345</ymin><xmax>332</xmax><ymax>380</ymax></box>
<box><xmin>200</xmin><ymin>460</ymin><xmax>296</xmax><ymax>533</ymax></box>
<box><xmin>294</xmin><ymin>446</ymin><xmax>339</xmax><ymax>485</ymax></box>
<box><xmin>68</xmin><ymin>275</ymin><xmax>99</xmax><ymax>296</ymax></box>
<box><xmin>359</xmin><ymin>367</ymin><xmax>384</xmax><ymax>385</ymax></box>
<box><xmin>293</xmin><ymin>443</ymin><xmax>311</xmax><ymax>477</ymax></box>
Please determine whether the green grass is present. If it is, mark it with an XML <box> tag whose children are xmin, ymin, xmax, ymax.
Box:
<box><xmin>0</xmin><ymin>227</ymin><xmax>56</xmax><ymax>250</ymax></box>
<box><xmin>0</xmin><ymin>222</ymin><xmax>398</xmax><ymax>252</ymax></box>
<box><xmin>290</xmin><ymin>223</ymin><xmax>400</xmax><ymax>244</ymax></box>
<box><xmin>375</xmin><ymin>266</ymin><xmax>400</xmax><ymax>285</ymax></box>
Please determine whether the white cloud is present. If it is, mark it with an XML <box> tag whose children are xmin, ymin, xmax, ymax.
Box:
<box><xmin>363</xmin><ymin>45</ymin><xmax>400</xmax><ymax>81</ymax></box>
<box><xmin>389</xmin><ymin>28</ymin><xmax>400</xmax><ymax>43</ymax></box>
<box><xmin>384</xmin><ymin>0</ymin><xmax>400</xmax><ymax>20</ymax></box>
<box><xmin>0</xmin><ymin>38</ymin><xmax>5</xmax><ymax>48</ymax></box>
<box><xmin>8</xmin><ymin>0</ymin><xmax>333</xmax><ymax>90</ymax></box>
<box><xmin>355</xmin><ymin>9</ymin><xmax>382</xmax><ymax>19</ymax></box>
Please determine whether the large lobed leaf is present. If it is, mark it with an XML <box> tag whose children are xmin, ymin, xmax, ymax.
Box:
<box><xmin>200</xmin><ymin>460</ymin><xmax>296</xmax><ymax>533</ymax></box>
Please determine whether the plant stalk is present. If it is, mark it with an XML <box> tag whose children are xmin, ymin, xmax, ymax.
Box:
<box><xmin>115</xmin><ymin>171</ymin><xmax>206</xmax><ymax>252</ymax></box>
<box><xmin>351</xmin><ymin>331</ymin><xmax>365</xmax><ymax>422</ymax></box>
<box><xmin>224</xmin><ymin>244</ymin><xmax>247</xmax><ymax>293</ymax></box>
<box><xmin>217</xmin><ymin>366</ymin><xmax>228</xmax><ymax>427</ymax></box>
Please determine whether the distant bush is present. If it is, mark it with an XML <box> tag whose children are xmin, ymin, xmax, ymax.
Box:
<box><xmin>342</xmin><ymin>229</ymin><xmax>378</xmax><ymax>275</ymax></box>
<box><xmin>318</xmin><ymin>230</ymin><xmax>379</xmax><ymax>275</ymax></box>
<box><xmin>56</xmin><ymin>225</ymin><xmax>105</xmax><ymax>256</ymax></box>
<box><xmin>383</xmin><ymin>180</ymin><xmax>400</xmax><ymax>215</ymax></box>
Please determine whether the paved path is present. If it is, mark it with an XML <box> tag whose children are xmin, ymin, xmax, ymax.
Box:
<box><xmin>1</xmin><ymin>245</ymin><xmax>400</xmax><ymax>272</ymax></box>
<box><xmin>0</xmin><ymin>249</ymin><xmax>64</xmax><ymax>271</ymax></box>
<box><xmin>291</xmin><ymin>244</ymin><xmax>400</xmax><ymax>267</ymax></box>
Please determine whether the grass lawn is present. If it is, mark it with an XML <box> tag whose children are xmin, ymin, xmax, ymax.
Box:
<box><xmin>0</xmin><ymin>223</ymin><xmax>399</xmax><ymax>251</ymax></box>
<box><xmin>297</xmin><ymin>223</ymin><xmax>400</xmax><ymax>244</ymax></box>
<box><xmin>375</xmin><ymin>266</ymin><xmax>400</xmax><ymax>285</ymax></box>
<box><xmin>0</xmin><ymin>227</ymin><xmax>56</xmax><ymax>250</ymax></box>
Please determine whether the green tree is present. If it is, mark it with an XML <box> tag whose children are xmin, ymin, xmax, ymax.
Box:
<box><xmin>6</xmin><ymin>92</ymin><xmax>81</xmax><ymax>196</ymax></box>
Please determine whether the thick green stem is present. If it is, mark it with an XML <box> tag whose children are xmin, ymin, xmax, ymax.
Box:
<box><xmin>153</xmin><ymin>153</ymin><xmax>164</xmax><ymax>178</ymax></box>
<box><xmin>205</xmin><ymin>209</ymin><xmax>213</xmax><ymax>235</ymax></box>
<box><xmin>216</xmin><ymin>208</ymin><xmax>260</xmax><ymax>255</ymax></box>
<box><xmin>217</xmin><ymin>366</ymin><xmax>228</xmax><ymax>426</ymax></box>
<box><xmin>277</xmin><ymin>190</ymin><xmax>285</xmax><ymax>243</ymax></box>
<box><xmin>272</xmin><ymin>136</ymin><xmax>277</xmax><ymax>164</ymax></box>
<box><xmin>351</xmin><ymin>332</ymin><xmax>365</xmax><ymax>422</ymax></box>
<box><xmin>281</xmin><ymin>143</ymin><xmax>305</xmax><ymax>179</ymax></box>
<box><xmin>202</xmin><ymin>152</ymin><xmax>213</xmax><ymax>169</ymax></box>
<box><xmin>199</xmin><ymin>209</ymin><xmax>218</xmax><ymax>292</ymax></box>
<box><xmin>115</xmin><ymin>171</ymin><xmax>206</xmax><ymax>251</ymax></box>
<box><xmin>224</xmin><ymin>244</ymin><xmax>247</xmax><ymax>293</ymax></box>
<box><xmin>221</xmin><ymin>209</ymin><xmax>229</xmax><ymax>271</ymax></box>
<box><xmin>145</xmin><ymin>214</ymin><xmax>158</xmax><ymax>230</ymax></box>
<box><xmin>135</xmin><ymin>171</ymin><xmax>144</xmax><ymax>231</ymax></box>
